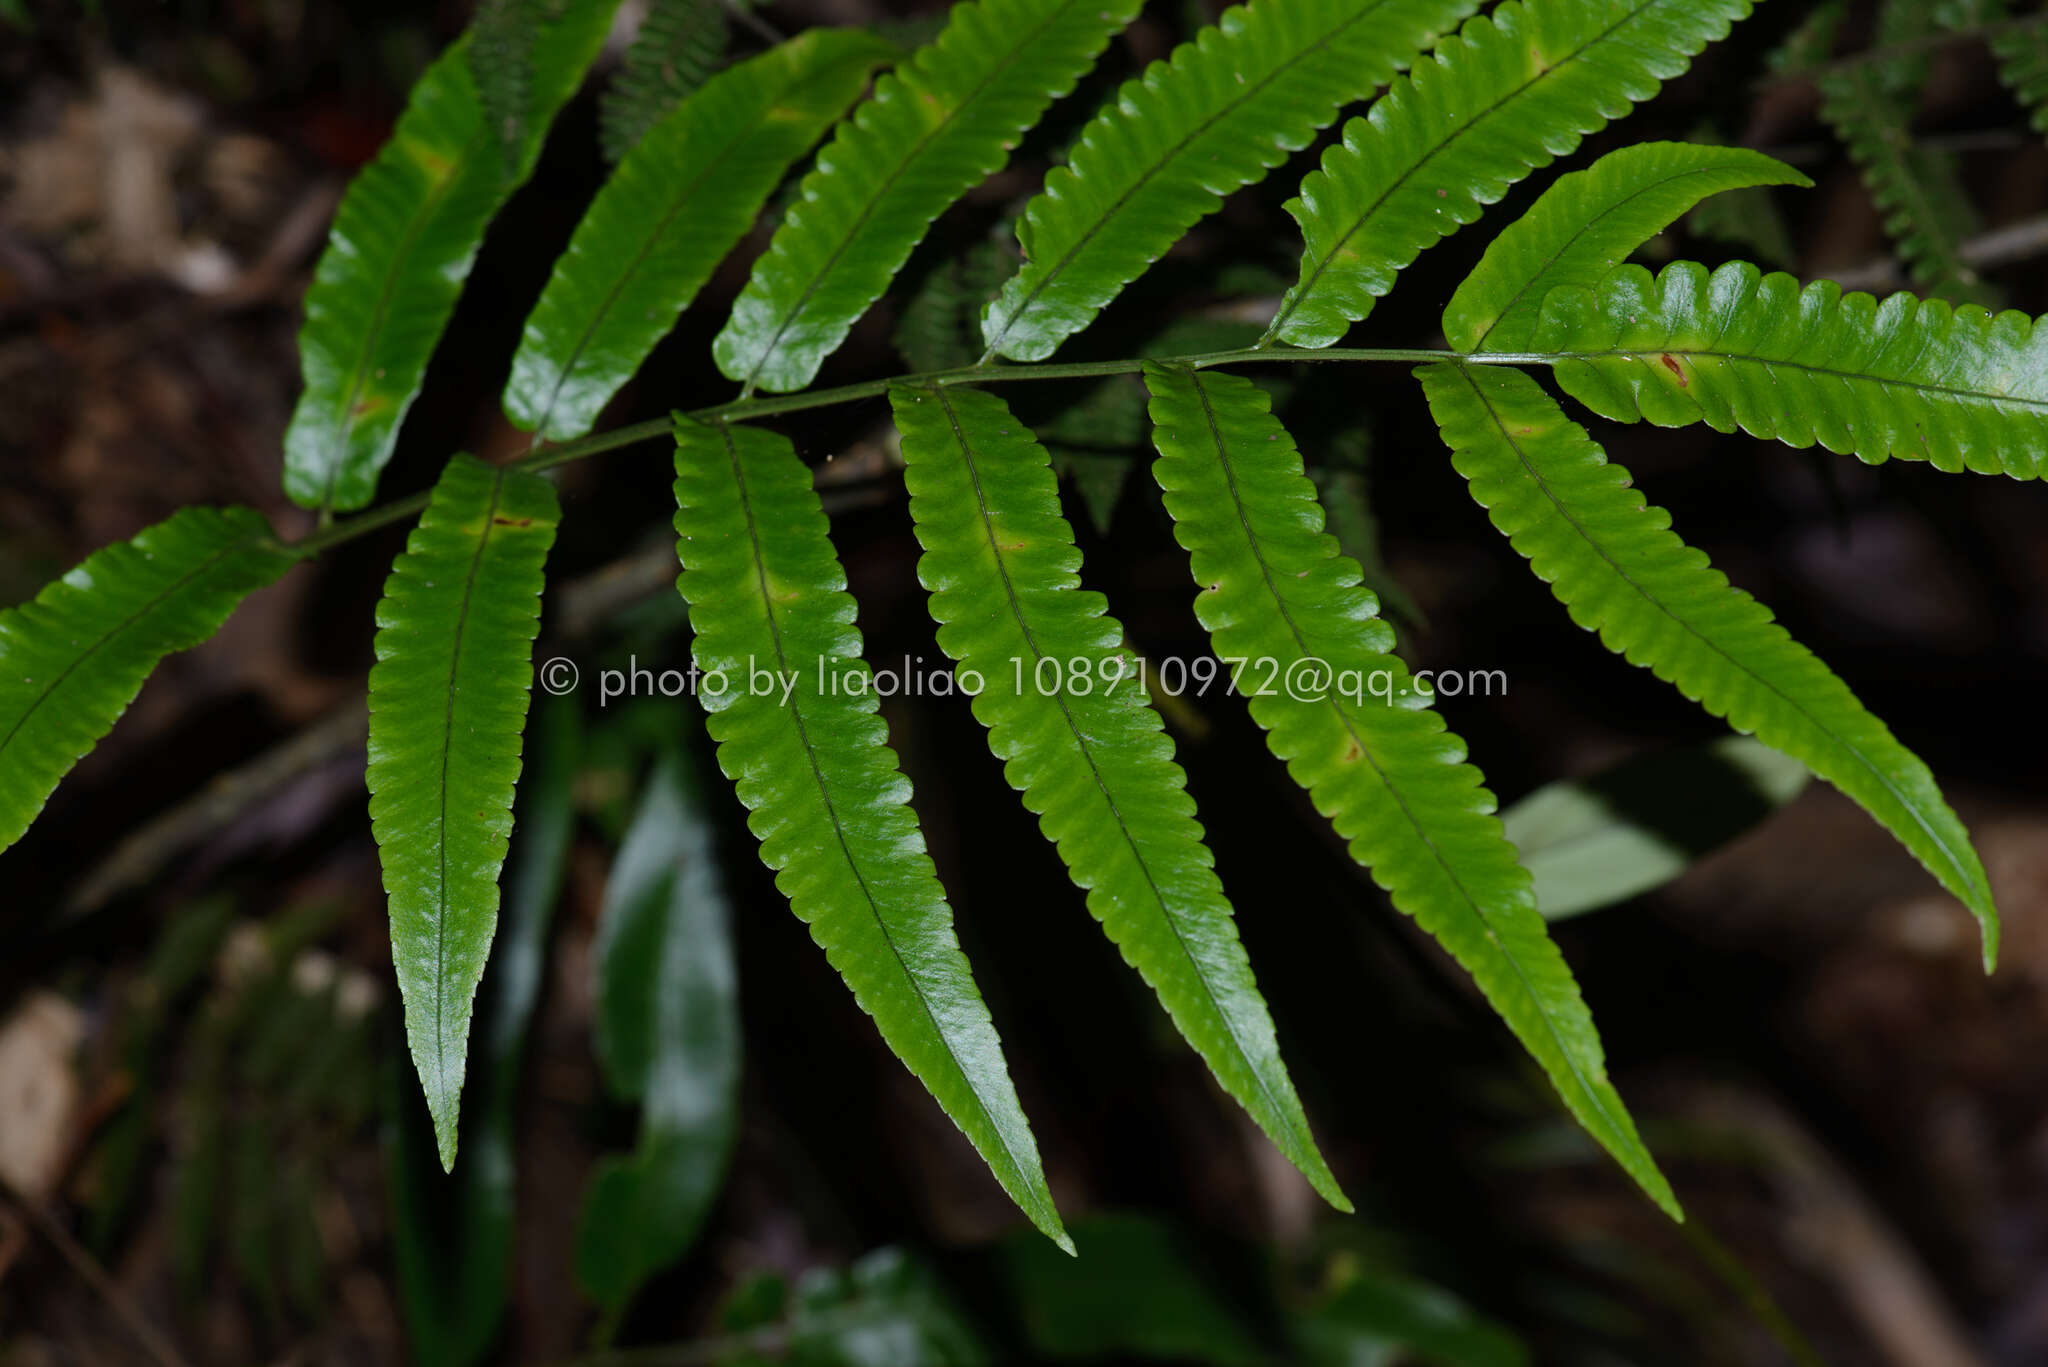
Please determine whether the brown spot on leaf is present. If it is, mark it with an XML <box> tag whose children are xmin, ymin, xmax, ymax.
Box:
<box><xmin>491</xmin><ymin>515</ymin><xmax>533</xmax><ymax>528</ymax></box>
<box><xmin>1659</xmin><ymin>353</ymin><xmax>1689</xmax><ymax>386</ymax></box>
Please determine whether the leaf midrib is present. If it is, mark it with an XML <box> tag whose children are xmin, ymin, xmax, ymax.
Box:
<box><xmin>712</xmin><ymin>422</ymin><xmax>1037</xmax><ymax>1189</ymax></box>
<box><xmin>1182</xmin><ymin>369</ymin><xmax>1635</xmax><ymax>1154</ymax></box>
<box><xmin>928</xmin><ymin>386</ymin><xmax>1296</xmax><ymax>1144</ymax></box>
<box><xmin>1563</xmin><ymin>346</ymin><xmax>2048</xmax><ymax>415</ymax></box>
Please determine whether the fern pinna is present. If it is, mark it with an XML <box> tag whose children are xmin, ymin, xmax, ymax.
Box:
<box><xmin>7</xmin><ymin>0</ymin><xmax>2028</xmax><ymax>1306</ymax></box>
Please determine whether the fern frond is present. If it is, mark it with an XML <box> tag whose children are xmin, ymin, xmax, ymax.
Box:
<box><xmin>601</xmin><ymin>0</ymin><xmax>748</xmax><ymax>164</ymax></box>
<box><xmin>506</xmin><ymin>30</ymin><xmax>893</xmax><ymax>441</ymax></box>
<box><xmin>1142</xmin><ymin>364</ymin><xmax>1676</xmax><ymax>1218</ymax></box>
<box><xmin>1991</xmin><ymin>18</ymin><xmax>2048</xmax><ymax>134</ymax></box>
<box><xmin>0</xmin><ymin>508</ymin><xmax>293</xmax><ymax>856</ymax></box>
<box><xmin>284</xmin><ymin>4</ymin><xmax>617</xmax><ymax>512</ymax></box>
<box><xmin>468</xmin><ymin>0</ymin><xmax>547</xmax><ymax>168</ymax></box>
<box><xmin>671</xmin><ymin>415</ymin><xmax>1067</xmax><ymax>1249</ymax></box>
<box><xmin>1817</xmin><ymin>64</ymin><xmax>1990</xmax><ymax>302</ymax></box>
<box><xmin>980</xmin><ymin>0</ymin><xmax>1474</xmax><ymax>363</ymax></box>
<box><xmin>577</xmin><ymin>747</ymin><xmax>740</xmax><ymax>1313</ymax></box>
<box><xmin>890</xmin><ymin>383</ymin><xmax>1348</xmax><ymax>1211</ymax></box>
<box><xmin>713</xmin><ymin>0</ymin><xmax>1140</xmax><ymax>394</ymax></box>
<box><xmin>1417</xmin><ymin>361</ymin><xmax>1997</xmax><ymax>967</ymax></box>
<box><xmin>1534</xmin><ymin>258</ymin><xmax>2048</xmax><ymax>478</ymax></box>
<box><xmin>368</xmin><ymin>454</ymin><xmax>562</xmax><ymax>1169</ymax></box>
<box><xmin>1267</xmin><ymin>0</ymin><xmax>1755</xmax><ymax>350</ymax></box>
<box><xmin>1446</xmin><ymin>142</ymin><xmax>1807</xmax><ymax>354</ymax></box>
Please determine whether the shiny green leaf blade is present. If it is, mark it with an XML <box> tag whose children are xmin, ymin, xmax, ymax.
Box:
<box><xmin>1268</xmin><ymin>0</ymin><xmax>1756</xmax><ymax>350</ymax></box>
<box><xmin>577</xmin><ymin>747</ymin><xmax>740</xmax><ymax>1314</ymax></box>
<box><xmin>0</xmin><ymin>506</ymin><xmax>293</xmax><ymax>856</ymax></box>
<box><xmin>981</xmin><ymin>0</ymin><xmax>1474</xmax><ymax>362</ymax></box>
<box><xmin>1534</xmin><ymin>259</ymin><xmax>2048</xmax><ymax>478</ymax></box>
<box><xmin>672</xmin><ymin>416</ymin><xmax>1066</xmax><ymax>1249</ymax></box>
<box><xmin>1143</xmin><ymin>364</ymin><xmax>1676</xmax><ymax>1219</ymax></box>
<box><xmin>713</xmin><ymin>0</ymin><xmax>1140</xmax><ymax>393</ymax></box>
<box><xmin>1446</xmin><ymin>142</ymin><xmax>1807</xmax><ymax>354</ymax></box>
<box><xmin>368</xmin><ymin>454</ymin><xmax>562</xmax><ymax>1170</ymax></box>
<box><xmin>284</xmin><ymin>4</ymin><xmax>617</xmax><ymax>512</ymax></box>
<box><xmin>507</xmin><ymin>30</ymin><xmax>893</xmax><ymax>441</ymax></box>
<box><xmin>1418</xmin><ymin>361</ymin><xmax>1997</xmax><ymax>967</ymax></box>
<box><xmin>890</xmin><ymin>383</ymin><xmax>1347</xmax><ymax>1212</ymax></box>
<box><xmin>1503</xmin><ymin>736</ymin><xmax>1809</xmax><ymax>921</ymax></box>
<box><xmin>601</xmin><ymin>0</ymin><xmax>745</xmax><ymax>164</ymax></box>
<box><xmin>391</xmin><ymin>694</ymin><xmax>579</xmax><ymax>1367</ymax></box>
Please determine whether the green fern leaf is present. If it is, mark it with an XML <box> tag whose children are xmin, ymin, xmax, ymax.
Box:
<box><xmin>1267</xmin><ymin>0</ymin><xmax>1755</xmax><ymax>350</ymax></box>
<box><xmin>601</xmin><ymin>0</ymin><xmax>748</xmax><ymax>164</ymax></box>
<box><xmin>713</xmin><ymin>0</ymin><xmax>1141</xmax><ymax>394</ymax></box>
<box><xmin>506</xmin><ymin>30</ymin><xmax>893</xmax><ymax>441</ymax></box>
<box><xmin>980</xmin><ymin>0</ymin><xmax>1474</xmax><ymax>363</ymax></box>
<box><xmin>1991</xmin><ymin>19</ymin><xmax>2048</xmax><ymax>134</ymax></box>
<box><xmin>1416</xmin><ymin>361</ymin><xmax>1997</xmax><ymax>968</ymax></box>
<box><xmin>368</xmin><ymin>454</ymin><xmax>562</xmax><ymax>1170</ymax></box>
<box><xmin>577</xmin><ymin>747</ymin><xmax>740</xmax><ymax>1314</ymax></box>
<box><xmin>672</xmin><ymin>415</ymin><xmax>1067</xmax><ymax>1249</ymax></box>
<box><xmin>1534</xmin><ymin>259</ymin><xmax>2048</xmax><ymax>478</ymax></box>
<box><xmin>890</xmin><ymin>383</ymin><xmax>1348</xmax><ymax>1211</ymax></box>
<box><xmin>284</xmin><ymin>3</ymin><xmax>618</xmax><ymax>512</ymax></box>
<box><xmin>0</xmin><ymin>508</ymin><xmax>293</xmax><ymax>856</ymax></box>
<box><xmin>1142</xmin><ymin>364</ymin><xmax>1676</xmax><ymax>1219</ymax></box>
<box><xmin>1446</xmin><ymin>142</ymin><xmax>1807</xmax><ymax>354</ymax></box>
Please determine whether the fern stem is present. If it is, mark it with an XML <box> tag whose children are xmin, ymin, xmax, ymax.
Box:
<box><xmin>281</xmin><ymin>346</ymin><xmax>1525</xmax><ymax>560</ymax></box>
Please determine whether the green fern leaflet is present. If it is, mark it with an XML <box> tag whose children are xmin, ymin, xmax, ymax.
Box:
<box><xmin>0</xmin><ymin>508</ymin><xmax>294</xmax><ymax>857</ymax></box>
<box><xmin>368</xmin><ymin>454</ymin><xmax>562</xmax><ymax>1169</ymax></box>
<box><xmin>1417</xmin><ymin>361</ymin><xmax>1997</xmax><ymax>968</ymax></box>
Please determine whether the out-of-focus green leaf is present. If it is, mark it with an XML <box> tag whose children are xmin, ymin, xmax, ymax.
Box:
<box><xmin>1503</xmin><ymin>737</ymin><xmax>1810</xmax><ymax>921</ymax></box>
<box><xmin>1001</xmin><ymin>1215</ymin><xmax>1265</xmax><ymax>1365</ymax></box>
<box><xmin>390</xmin><ymin>695</ymin><xmax>580</xmax><ymax>1367</ymax></box>
<box><xmin>1292</xmin><ymin>1267</ymin><xmax>1530</xmax><ymax>1367</ymax></box>
<box><xmin>576</xmin><ymin>745</ymin><xmax>742</xmax><ymax>1315</ymax></box>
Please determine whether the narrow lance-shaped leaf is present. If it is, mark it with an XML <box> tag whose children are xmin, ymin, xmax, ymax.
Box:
<box><xmin>890</xmin><ymin>383</ymin><xmax>1348</xmax><ymax>1212</ymax></box>
<box><xmin>369</xmin><ymin>453</ymin><xmax>562</xmax><ymax>1169</ymax></box>
<box><xmin>713</xmin><ymin>0</ymin><xmax>1142</xmax><ymax>394</ymax></box>
<box><xmin>601</xmin><ymin>0</ymin><xmax>748</xmax><ymax>164</ymax></box>
<box><xmin>576</xmin><ymin>746</ymin><xmax>740</xmax><ymax>1315</ymax></box>
<box><xmin>390</xmin><ymin>694</ymin><xmax>580</xmax><ymax>1367</ymax></box>
<box><xmin>1533</xmin><ymin>258</ymin><xmax>2048</xmax><ymax>479</ymax></box>
<box><xmin>1266</xmin><ymin>0</ymin><xmax>1757</xmax><ymax>350</ymax></box>
<box><xmin>0</xmin><ymin>506</ymin><xmax>294</xmax><ymax>856</ymax></box>
<box><xmin>1417</xmin><ymin>361</ymin><xmax>1997</xmax><ymax>967</ymax></box>
<box><xmin>672</xmin><ymin>415</ymin><xmax>1067</xmax><ymax>1249</ymax></box>
<box><xmin>506</xmin><ymin>29</ymin><xmax>895</xmax><ymax>441</ymax></box>
<box><xmin>284</xmin><ymin>2</ymin><xmax>618</xmax><ymax>512</ymax></box>
<box><xmin>1445</xmin><ymin>142</ymin><xmax>1808</xmax><ymax>355</ymax></box>
<box><xmin>1143</xmin><ymin>364</ymin><xmax>1677</xmax><ymax>1219</ymax></box>
<box><xmin>981</xmin><ymin>0</ymin><xmax>1475</xmax><ymax>363</ymax></box>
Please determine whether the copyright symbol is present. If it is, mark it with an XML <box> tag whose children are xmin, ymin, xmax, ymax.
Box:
<box><xmin>539</xmin><ymin>657</ymin><xmax>578</xmax><ymax>696</ymax></box>
<box><xmin>1285</xmin><ymin>656</ymin><xmax>1332</xmax><ymax>701</ymax></box>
